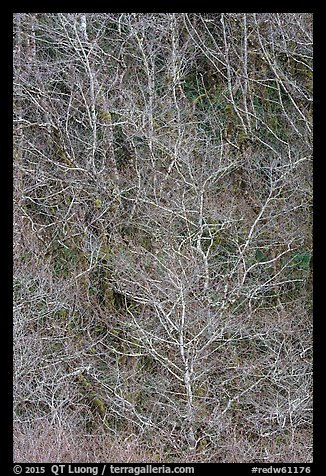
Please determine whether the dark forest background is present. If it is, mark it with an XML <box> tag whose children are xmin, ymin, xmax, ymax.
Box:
<box><xmin>13</xmin><ymin>13</ymin><xmax>312</xmax><ymax>463</ymax></box>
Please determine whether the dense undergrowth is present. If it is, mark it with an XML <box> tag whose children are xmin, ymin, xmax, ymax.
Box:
<box><xmin>13</xmin><ymin>13</ymin><xmax>312</xmax><ymax>463</ymax></box>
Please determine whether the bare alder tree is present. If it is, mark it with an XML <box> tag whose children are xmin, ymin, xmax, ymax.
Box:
<box><xmin>13</xmin><ymin>12</ymin><xmax>312</xmax><ymax>463</ymax></box>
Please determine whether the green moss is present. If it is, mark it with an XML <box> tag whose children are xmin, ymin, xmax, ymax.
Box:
<box><xmin>77</xmin><ymin>374</ymin><xmax>106</xmax><ymax>418</ymax></box>
<box><xmin>94</xmin><ymin>197</ymin><xmax>102</xmax><ymax>209</ymax></box>
<box><xmin>90</xmin><ymin>393</ymin><xmax>106</xmax><ymax>418</ymax></box>
<box><xmin>95</xmin><ymin>324</ymin><xmax>107</xmax><ymax>334</ymax></box>
<box><xmin>99</xmin><ymin>244</ymin><xmax>111</xmax><ymax>260</ymax></box>
<box><xmin>99</xmin><ymin>110</ymin><xmax>112</xmax><ymax>123</ymax></box>
<box><xmin>194</xmin><ymin>383</ymin><xmax>208</xmax><ymax>398</ymax></box>
<box><xmin>52</xmin><ymin>243</ymin><xmax>80</xmax><ymax>278</ymax></box>
<box><xmin>56</xmin><ymin>308</ymin><xmax>68</xmax><ymax>319</ymax></box>
<box><xmin>56</xmin><ymin>148</ymin><xmax>73</xmax><ymax>166</ymax></box>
